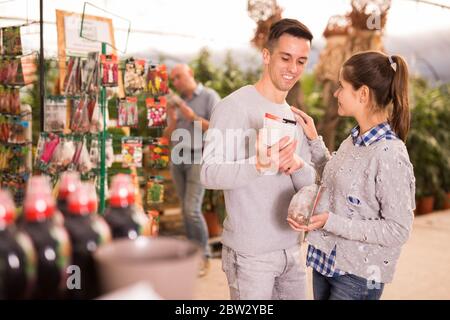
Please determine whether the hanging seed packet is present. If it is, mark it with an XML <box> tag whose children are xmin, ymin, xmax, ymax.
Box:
<box><xmin>146</xmin><ymin>96</ymin><xmax>167</xmax><ymax>128</ymax></box>
<box><xmin>146</xmin><ymin>176</ymin><xmax>164</xmax><ymax>206</ymax></box>
<box><xmin>146</xmin><ymin>64</ymin><xmax>168</xmax><ymax>96</ymax></box>
<box><xmin>89</xmin><ymin>137</ymin><xmax>114</xmax><ymax>169</ymax></box>
<box><xmin>121</xmin><ymin>137</ymin><xmax>143</xmax><ymax>168</ymax></box>
<box><xmin>64</xmin><ymin>57</ymin><xmax>82</xmax><ymax>96</ymax></box>
<box><xmin>117</xmin><ymin>97</ymin><xmax>138</xmax><ymax>128</ymax></box>
<box><xmin>101</xmin><ymin>54</ymin><xmax>119</xmax><ymax>87</ymax></box>
<box><xmin>126</xmin><ymin>97</ymin><xmax>138</xmax><ymax>128</ymax></box>
<box><xmin>70</xmin><ymin>96</ymin><xmax>90</xmax><ymax>133</ymax></box>
<box><xmin>117</xmin><ymin>98</ymin><xmax>127</xmax><ymax>127</ymax></box>
<box><xmin>81</xmin><ymin>52</ymin><xmax>100</xmax><ymax>94</ymax></box>
<box><xmin>0</xmin><ymin>58</ymin><xmax>24</xmax><ymax>85</ymax></box>
<box><xmin>44</xmin><ymin>99</ymin><xmax>67</xmax><ymax>132</ymax></box>
<box><xmin>148</xmin><ymin>137</ymin><xmax>170</xmax><ymax>169</ymax></box>
<box><xmin>8</xmin><ymin>118</ymin><xmax>28</xmax><ymax>144</ymax></box>
<box><xmin>2</xmin><ymin>27</ymin><xmax>22</xmax><ymax>56</ymax></box>
<box><xmin>9</xmin><ymin>88</ymin><xmax>21</xmax><ymax>115</ymax></box>
<box><xmin>124</xmin><ymin>58</ymin><xmax>146</xmax><ymax>95</ymax></box>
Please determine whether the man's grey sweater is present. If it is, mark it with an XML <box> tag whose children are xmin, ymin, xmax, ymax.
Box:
<box><xmin>200</xmin><ymin>85</ymin><xmax>316</xmax><ymax>254</ymax></box>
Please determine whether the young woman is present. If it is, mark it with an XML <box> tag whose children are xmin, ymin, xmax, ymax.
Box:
<box><xmin>288</xmin><ymin>51</ymin><xmax>416</xmax><ymax>300</ymax></box>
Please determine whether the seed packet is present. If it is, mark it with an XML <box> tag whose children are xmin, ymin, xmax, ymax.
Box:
<box><xmin>64</xmin><ymin>57</ymin><xmax>82</xmax><ymax>96</ymax></box>
<box><xmin>44</xmin><ymin>99</ymin><xmax>67</xmax><ymax>132</ymax></box>
<box><xmin>146</xmin><ymin>176</ymin><xmax>164</xmax><ymax>206</ymax></box>
<box><xmin>148</xmin><ymin>137</ymin><xmax>170</xmax><ymax>169</ymax></box>
<box><xmin>2</xmin><ymin>27</ymin><xmax>22</xmax><ymax>56</ymax></box>
<box><xmin>121</xmin><ymin>136</ymin><xmax>143</xmax><ymax>168</ymax></box>
<box><xmin>262</xmin><ymin>112</ymin><xmax>297</xmax><ymax>147</ymax></box>
<box><xmin>101</xmin><ymin>54</ymin><xmax>119</xmax><ymax>87</ymax></box>
<box><xmin>89</xmin><ymin>137</ymin><xmax>114</xmax><ymax>169</ymax></box>
<box><xmin>117</xmin><ymin>97</ymin><xmax>138</xmax><ymax>128</ymax></box>
<box><xmin>124</xmin><ymin>58</ymin><xmax>146</xmax><ymax>95</ymax></box>
<box><xmin>146</xmin><ymin>96</ymin><xmax>167</xmax><ymax>128</ymax></box>
<box><xmin>146</xmin><ymin>64</ymin><xmax>168</xmax><ymax>96</ymax></box>
<box><xmin>81</xmin><ymin>52</ymin><xmax>100</xmax><ymax>94</ymax></box>
<box><xmin>8</xmin><ymin>117</ymin><xmax>28</xmax><ymax>144</ymax></box>
<box><xmin>70</xmin><ymin>96</ymin><xmax>90</xmax><ymax>133</ymax></box>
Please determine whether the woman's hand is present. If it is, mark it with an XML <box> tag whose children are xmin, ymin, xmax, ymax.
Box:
<box><xmin>287</xmin><ymin>212</ymin><xmax>330</xmax><ymax>232</ymax></box>
<box><xmin>290</xmin><ymin>107</ymin><xmax>319</xmax><ymax>141</ymax></box>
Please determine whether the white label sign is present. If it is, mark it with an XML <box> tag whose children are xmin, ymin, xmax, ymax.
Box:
<box><xmin>64</xmin><ymin>15</ymin><xmax>111</xmax><ymax>55</ymax></box>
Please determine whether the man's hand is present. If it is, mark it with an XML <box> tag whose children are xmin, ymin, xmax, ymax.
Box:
<box><xmin>179</xmin><ymin>102</ymin><xmax>197</xmax><ymax>122</ymax></box>
<box><xmin>256</xmin><ymin>133</ymin><xmax>304</xmax><ymax>175</ymax></box>
<box><xmin>268</xmin><ymin>138</ymin><xmax>304</xmax><ymax>175</ymax></box>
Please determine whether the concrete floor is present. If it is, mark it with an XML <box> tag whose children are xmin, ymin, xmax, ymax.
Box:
<box><xmin>193</xmin><ymin>210</ymin><xmax>450</xmax><ymax>300</ymax></box>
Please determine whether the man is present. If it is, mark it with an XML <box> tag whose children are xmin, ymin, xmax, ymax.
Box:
<box><xmin>200</xmin><ymin>19</ymin><xmax>316</xmax><ymax>299</ymax></box>
<box><xmin>164</xmin><ymin>64</ymin><xmax>220</xmax><ymax>277</ymax></box>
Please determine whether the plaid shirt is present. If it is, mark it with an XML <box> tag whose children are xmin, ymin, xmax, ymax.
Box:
<box><xmin>306</xmin><ymin>122</ymin><xmax>398</xmax><ymax>277</ymax></box>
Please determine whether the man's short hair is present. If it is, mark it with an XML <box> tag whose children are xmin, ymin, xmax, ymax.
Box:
<box><xmin>265</xmin><ymin>18</ymin><xmax>313</xmax><ymax>52</ymax></box>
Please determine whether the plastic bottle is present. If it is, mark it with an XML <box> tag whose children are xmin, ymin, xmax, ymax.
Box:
<box><xmin>0</xmin><ymin>190</ymin><xmax>36</xmax><ymax>300</ymax></box>
<box><xmin>21</xmin><ymin>176</ymin><xmax>71</xmax><ymax>299</ymax></box>
<box><xmin>104</xmin><ymin>174</ymin><xmax>150</xmax><ymax>239</ymax></box>
<box><xmin>64</xmin><ymin>182</ymin><xmax>110</xmax><ymax>299</ymax></box>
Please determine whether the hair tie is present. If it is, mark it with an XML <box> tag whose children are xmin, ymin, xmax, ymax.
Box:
<box><xmin>388</xmin><ymin>56</ymin><xmax>397</xmax><ymax>72</ymax></box>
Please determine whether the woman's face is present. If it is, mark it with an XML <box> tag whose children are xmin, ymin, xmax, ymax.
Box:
<box><xmin>333</xmin><ymin>69</ymin><xmax>361</xmax><ymax>117</ymax></box>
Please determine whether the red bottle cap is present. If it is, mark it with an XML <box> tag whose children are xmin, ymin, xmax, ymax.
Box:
<box><xmin>58</xmin><ymin>172</ymin><xmax>81</xmax><ymax>200</ymax></box>
<box><xmin>86</xmin><ymin>183</ymin><xmax>98</xmax><ymax>213</ymax></box>
<box><xmin>0</xmin><ymin>190</ymin><xmax>16</xmax><ymax>227</ymax></box>
<box><xmin>24</xmin><ymin>193</ymin><xmax>55</xmax><ymax>222</ymax></box>
<box><xmin>67</xmin><ymin>184</ymin><xmax>93</xmax><ymax>216</ymax></box>
<box><xmin>109</xmin><ymin>174</ymin><xmax>135</xmax><ymax>208</ymax></box>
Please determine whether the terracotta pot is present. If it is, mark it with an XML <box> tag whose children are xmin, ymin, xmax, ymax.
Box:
<box><xmin>203</xmin><ymin>211</ymin><xmax>223</xmax><ymax>238</ymax></box>
<box><xmin>416</xmin><ymin>196</ymin><xmax>435</xmax><ymax>215</ymax></box>
<box><xmin>443</xmin><ymin>192</ymin><xmax>450</xmax><ymax>210</ymax></box>
<box><xmin>94</xmin><ymin>236</ymin><xmax>201</xmax><ymax>299</ymax></box>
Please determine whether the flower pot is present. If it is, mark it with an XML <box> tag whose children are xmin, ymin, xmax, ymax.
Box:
<box><xmin>443</xmin><ymin>192</ymin><xmax>450</xmax><ymax>210</ymax></box>
<box><xmin>203</xmin><ymin>211</ymin><xmax>223</xmax><ymax>238</ymax></box>
<box><xmin>416</xmin><ymin>196</ymin><xmax>435</xmax><ymax>215</ymax></box>
<box><xmin>94</xmin><ymin>237</ymin><xmax>201</xmax><ymax>299</ymax></box>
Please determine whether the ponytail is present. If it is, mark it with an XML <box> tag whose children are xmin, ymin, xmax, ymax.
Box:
<box><xmin>389</xmin><ymin>55</ymin><xmax>410</xmax><ymax>142</ymax></box>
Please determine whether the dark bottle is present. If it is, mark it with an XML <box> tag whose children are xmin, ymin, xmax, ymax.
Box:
<box><xmin>104</xmin><ymin>174</ymin><xmax>150</xmax><ymax>239</ymax></box>
<box><xmin>0</xmin><ymin>190</ymin><xmax>36</xmax><ymax>300</ymax></box>
<box><xmin>21</xmin><ymin>176</ymin><xmax>71</xmax><ymax>300</ymax></box>
<box><xmin>64</xmin><ymin>182</ymin><xmax>111</xmax><ymax>299</ymax></box>
<box><xmin>57</xmin><ymin>172</ymin><xmax>81</xmax><ymax>217</ymax></box>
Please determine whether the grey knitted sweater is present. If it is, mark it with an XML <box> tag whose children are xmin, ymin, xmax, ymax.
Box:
<box><xmin>307</xmin><ymin>135</ymin><xmax>416</xmax><ymax>283</ymax></box>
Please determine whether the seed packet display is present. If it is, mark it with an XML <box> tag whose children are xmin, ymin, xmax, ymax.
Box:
<box><xmin>146</xmin><ymin>96</ymin><xmax>167</xmax><ymax>128</ymax></box>
<box><xmin>101</xmin><ymin>54</ymin><xmax>119</xmax><ymax>87</ymax></box>
<box><xmin>2</xmin><ymin>27</ymin><xmax>22</xmax><ymax>56</ymax></box>
<box><xmin>121</xmin><ymin>137</ymin><xmax>143</xmax><ymax>168</ymax></box>
<box><xmin>146</xmin><ymin>64</ymin><xmax>168</xmax><ymax>96</ymax></box>
<box><xmin>124</xmin><ymin>58</ymin><xmax>146</xmax><ymax>95</ymax></box>
<box><xmin>44</xmin><ymin>99</ymin><xmax>67</xmax><ymax>132</ymax></box>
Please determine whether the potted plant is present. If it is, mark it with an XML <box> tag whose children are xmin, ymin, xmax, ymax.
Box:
<box><xmin>407</xmin><ymin>80</ymin><xmax>445</xmax><ymax>214</ymax></box>
<box><xmin>202</xmin><ymin>189</ymin><xmax>226</xmax><ymax>238</ymax></box>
